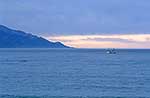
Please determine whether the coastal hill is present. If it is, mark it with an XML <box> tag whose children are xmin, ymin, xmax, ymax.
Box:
<box><xmin>0</xmin><ymin>25</ymin><xmax>69</xmax><ymax>48</ymax></box>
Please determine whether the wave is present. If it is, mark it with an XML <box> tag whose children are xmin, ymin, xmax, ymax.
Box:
<box><xmin>0</xmin><ymin>95</ymin><xmax>148</xmax><ymax>98</ymax></box>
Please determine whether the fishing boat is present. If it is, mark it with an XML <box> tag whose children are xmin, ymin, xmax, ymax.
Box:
<box><xmin>106</xmin><ymin>49</ymin><xmax>116</xmax><ymax>54</ymax></box>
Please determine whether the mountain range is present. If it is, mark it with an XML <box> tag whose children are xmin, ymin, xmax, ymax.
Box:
<box><xmin>0</xmin><ymin>25</ymin><xmax>69</xmax><ymax>48</ymax></box>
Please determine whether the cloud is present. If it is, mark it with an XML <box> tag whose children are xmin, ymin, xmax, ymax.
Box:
<box><xmin>1</xmin><ymin>0</ymin><xmax>150</xmax><ymax>35</ymax></box>
<box><xmin>82</xmin><ymin>37</ymin><xmax>137</xmax><ymax>43</ymax></box>
<box><xmin>45</xmin><ymin>34</ymin><xmax>150</xmax><ymax>48</ymax></box>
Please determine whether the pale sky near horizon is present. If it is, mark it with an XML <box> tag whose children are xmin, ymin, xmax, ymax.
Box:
<box><xmin>1</xmin><ymin>0</ymin><xmax>150</xmax><ymax>48</ymax></box>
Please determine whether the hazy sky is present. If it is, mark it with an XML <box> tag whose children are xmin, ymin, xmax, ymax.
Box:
<box><xmin>1</xmin><ymin>0</ymin><xmax>150</xmax><ymax>48</ymax></box>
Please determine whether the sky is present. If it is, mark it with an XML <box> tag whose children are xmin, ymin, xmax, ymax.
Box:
<box><xmin>1</xmin><ymin>0</ymin><xmax>150</xmax><ymax>48</ymax></box>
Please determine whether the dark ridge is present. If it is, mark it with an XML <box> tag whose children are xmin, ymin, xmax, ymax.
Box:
<box><xmin>0</xmin><ymin>25</ymin><xmax>70</xmax><ymax>48</ymax></box>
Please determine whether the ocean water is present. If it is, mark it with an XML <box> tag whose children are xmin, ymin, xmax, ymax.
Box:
<box><xmin>0</xmin><ymin>49</ymin><xmax>150</xmax><ymax>98</ymax></box>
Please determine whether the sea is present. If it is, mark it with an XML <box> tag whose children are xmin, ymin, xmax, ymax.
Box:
<box><xmin>0</xmin><ymin>49</ymin><xmax>150</xmax><ymax>98</ymax></box>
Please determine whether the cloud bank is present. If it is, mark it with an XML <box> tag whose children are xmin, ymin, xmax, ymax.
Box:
<box><xmin>46</xmin><ymin>34</ymin><xmax>150</xmax><ymax>48</ymax></box>
<box><xmin>1</xmin><ymin>0</ymin><xmax>150</xmax><ymax>35</ymax></box>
